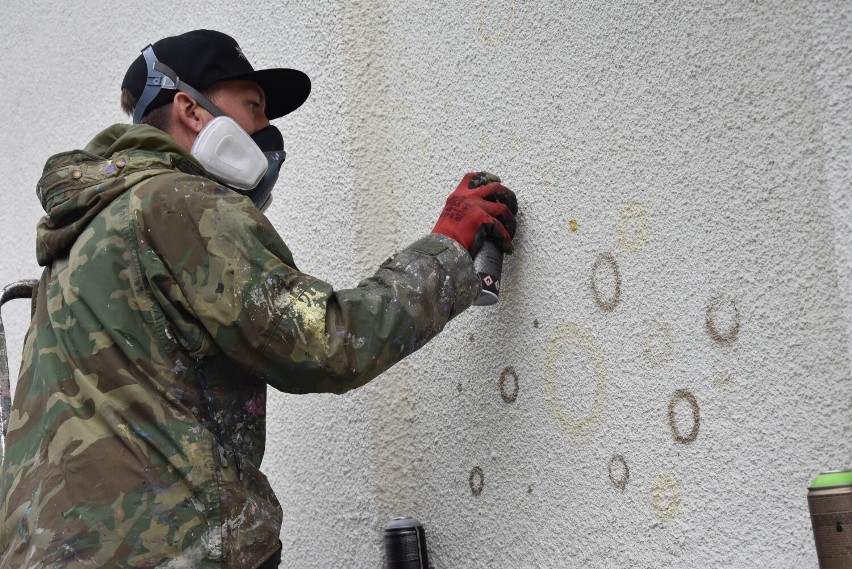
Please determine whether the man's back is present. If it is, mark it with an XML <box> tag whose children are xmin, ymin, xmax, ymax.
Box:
<box><xmin>0</xmin><ymin>125</ymin><xmax>284</xmax><ymax>568</ymax></box>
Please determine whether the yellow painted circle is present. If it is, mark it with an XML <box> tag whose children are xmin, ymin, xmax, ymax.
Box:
<box><xmin>643</xmin><ymin>320</ymin><xmax>673</xmax><ymax>369</ymax></box>
<box><xmin>652</xmin><ymin>471</ymin><xmax>683</xmax><ymax>523</ymax></box>
<box><xmin>544</xmin><ymin>323</ymin><xmax>607</xmax><ymax>438</ymax></box>
<box><xmin>618</xmin><ymin>201</ymin><xmax>650</xmax><ymax>254</ymax></box>
<box><xmin>712</xmin><ymin>371</ymin><xmax>734</xmax><ymax>392</ymax></box>
<box><xmin>478</xmin><ymin>0</ymin><xmax>517</xmax><ymax>47</ymax></box>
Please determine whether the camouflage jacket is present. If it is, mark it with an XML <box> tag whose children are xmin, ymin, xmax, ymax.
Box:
<box><xmin>0</xmin><ymin>124</ymin><xmax>480</xmax><ymax>568</ymax></box>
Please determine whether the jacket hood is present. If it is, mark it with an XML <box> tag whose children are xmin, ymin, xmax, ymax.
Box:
<box><xmin>35</xmin><ymin>124</ymin><xmax>207</xmax><ymax>266</ymax></box>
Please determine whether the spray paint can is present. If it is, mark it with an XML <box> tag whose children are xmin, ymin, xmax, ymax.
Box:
<box><xmin>473</xmin><ymin>240</ymin><xmax>502</xmax><ymax>306</ymax></box>
<box><xmin>468</xmin><ymin>171</ymin><xmax>505</xmax><ymax>307</ymax></box>
<box><xmin>383</xmin><ymin>517</ymin><xmax>429</xmax><ymax>569</ymax></box>
<box><xmin>808</xmin><ymin>469</ymin><xmax>852</xmax><ymax>568</ymax></box>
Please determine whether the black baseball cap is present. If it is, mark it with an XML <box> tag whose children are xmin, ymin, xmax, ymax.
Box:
<box><xmin>122</xmin><ymin>29</ymin><xmax>311</xmax><ymax>120</ymax></box>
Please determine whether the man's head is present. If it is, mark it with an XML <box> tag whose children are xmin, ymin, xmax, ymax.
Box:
<box><xmin>121</xmin><ymin>30</ymin><xmax>311</xmax><ymax>210</ymax></box>
<box><xmin>121</xmin><ymin>29</ymin><xmax>310</xmax><ymax>140</ymax></box>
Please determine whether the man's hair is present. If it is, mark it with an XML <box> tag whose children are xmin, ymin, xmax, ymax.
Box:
<box><xmin>121</xmin><ymin>85</ymin><xmax>221</xmax><ymax>132</ymax></box>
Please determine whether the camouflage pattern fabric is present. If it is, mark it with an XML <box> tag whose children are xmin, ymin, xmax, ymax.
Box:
<box><xmin>0</xmin><ymin>124</ymin><xmax>480</xmax><ymax>568</ymax></box>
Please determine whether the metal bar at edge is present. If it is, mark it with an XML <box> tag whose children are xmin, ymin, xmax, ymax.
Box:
<box><xmin>0</xmin><ymin>279</ymin><xmax>38</xmax><ymax>458</ymax></box>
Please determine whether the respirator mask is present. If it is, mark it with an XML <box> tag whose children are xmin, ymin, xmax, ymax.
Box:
<box><xmin>133</xmin><ymin>46</ymin><xmax>285</xmax><ymax>212</ymax></box>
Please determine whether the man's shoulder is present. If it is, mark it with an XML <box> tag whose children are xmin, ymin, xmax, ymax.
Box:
<box><xmin>132</xmin><ymin>170</ymin><xmax>240</xmax><ymax>209</ymax></box>
<box><xmin>129</xmin><ymin>170</ymin><xmax>263</xmax><ymax>246</ymax></box>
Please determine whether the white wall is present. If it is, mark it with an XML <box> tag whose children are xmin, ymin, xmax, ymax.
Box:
<box><xmin>1</xmin><ymin>2</ymin><xmax>850</xmax><ymax>567</ymax></box>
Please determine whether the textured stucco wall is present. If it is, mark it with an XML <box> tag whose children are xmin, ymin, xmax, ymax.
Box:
<box><xmin>1</xmin><ymin>2</ymin><xmax>850</xmax><ymax>568</ymax></box>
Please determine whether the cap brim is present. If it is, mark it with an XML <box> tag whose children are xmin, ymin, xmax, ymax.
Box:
<box><xmin>232</xmin><ymin>68</ymin><xmax>311</xmax><ymax>120</ymax></box>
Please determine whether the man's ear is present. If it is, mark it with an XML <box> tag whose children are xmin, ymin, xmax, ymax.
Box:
<box><xmin>172</xmin><ymin>91</ymin><xmax>207</xmax><ymax>134</ymax></box>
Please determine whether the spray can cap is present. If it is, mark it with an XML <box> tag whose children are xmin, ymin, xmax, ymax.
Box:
<box><xmin>384</xmin><ymin>517</ymin><xmax>422</xmax><ymax>531</ymax></box>
<box><xmin>810</xmin><ymin>469</ymin><xmax>852</xmax><ymax>489</ymax></box>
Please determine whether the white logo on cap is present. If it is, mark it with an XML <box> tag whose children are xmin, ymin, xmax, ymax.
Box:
<box><xmin>235</xmin><ymin>46</ymin><xmax>247</xmax><ymax>61</ymax></box>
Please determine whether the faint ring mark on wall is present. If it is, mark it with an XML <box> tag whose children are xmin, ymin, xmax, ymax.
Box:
<box><xmin>478</xmin><ymin>0</ymin><xmax>517</xmax><ymax>47</ymax></box>
<box><xmin>712</xmin><ymin>372</ymin><xmax>734</xmax><ymax>392</ymax></box>
<box><xmin>652</xmin><ymin>471</ymin><xmax>683</xmax><ymax>523</ymax></box>
<box><xmin>500</xmin><ymin>367</ymin><xmax>519</xmax><ymax>403</ymax></box>
<box><xmin>618</xmin><ymin>202</ymin><xmax>650</xmax><ymax>254</ymax></box>
<box><xmin>643</xmin><ymin>321</ymin><xmax>673</xmax><ymax>369</ymax></box>
<box><xmin>469</xmin><ymin>466</ymin><xmax>485</xmax><ymax>496</ymax></box>
<box><xmin>608</xmin><ymin>454</ymin><xmax>630</xmax><ymax>492</ymax></box>
<box><xmin>706</xmin><ymin>295</ymin><xmax>740</xmax><ymax>345</ymax></box>
<box><xmin>590</xmin><ymin>252</ymin><xmax>622</xmax><ymax>312</ymax></box>
<box><xmin>544</xmin><ymin>323</ymin><xmax>607</xmax><ymax>438</ymax></box>
<box><xmin>668</xmin><ymin>389</ymin><xmax>700</xmax><ymax>444</ymax></box>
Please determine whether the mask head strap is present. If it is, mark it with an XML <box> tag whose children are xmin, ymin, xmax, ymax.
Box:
<box><xmin>133</xmin><ymin>45</ymin><xmax>227</xmax><ymax>124</ymax></box>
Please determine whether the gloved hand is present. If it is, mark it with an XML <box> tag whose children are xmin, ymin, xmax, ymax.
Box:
<box><xmin>431</xmin><ymin>172</ymin><xmax>518</xmax><ymax>257</ymax></box>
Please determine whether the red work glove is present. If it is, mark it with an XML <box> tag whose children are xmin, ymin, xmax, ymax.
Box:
<box><xmin>431</xmin><ymin>172</ymin><xmax>518</xmax><ymax>257</ymax></box>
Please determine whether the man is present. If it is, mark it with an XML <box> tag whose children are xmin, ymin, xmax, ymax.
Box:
<box><xmin>0</xmin><ymin>30</ymin><xmax>517</xmax><ymax>568</ymax></box>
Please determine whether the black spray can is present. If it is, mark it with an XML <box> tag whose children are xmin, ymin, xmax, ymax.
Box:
<box><xmin>383</xmin><ymin>517</ymin><xmax>429</xmax><ymax>569</ymax></box>
<box><xmin>467</xmin><ymin>172</ymin><xmax>505</xmax><ymax>307</ymax></box>
<box><xmin>473</xmin><ymin>240</ymin><xmax>502</xmax><ymax>306</ymax></box>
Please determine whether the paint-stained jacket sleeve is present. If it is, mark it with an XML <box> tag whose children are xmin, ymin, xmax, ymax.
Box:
<box><xmin>135</xmin><ymin>174</ymin><xmax>481</xmax><ymax>394</ymax></box>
